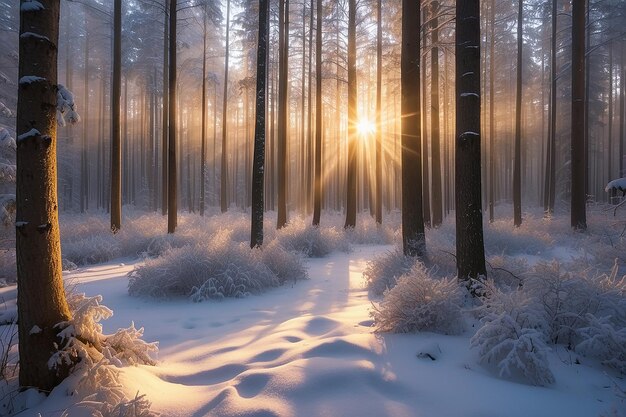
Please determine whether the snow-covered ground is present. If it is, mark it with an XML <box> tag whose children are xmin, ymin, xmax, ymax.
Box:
<box><xmin>7</xmin><ymin>244</ymin><xmax>623</xmax><ymax>417</ymax></box>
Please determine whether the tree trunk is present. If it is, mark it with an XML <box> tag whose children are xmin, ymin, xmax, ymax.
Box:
<box><xmin>513</xmin><ymin>0</ymin><xmax>523</xmax><ymax>226</ymax></box>
<box><xmin>571</xmin><ymin>0</ymin><xmax>586</xmax><ymax>230</ymax></box>
<box><xmin>251</xmin><ymin>0</ymin><xmax>269</xmax><ymax>248</ymax></box>
<box><xmin>375</xmin><ymin>0</ymin><xmax>383</xmax><ymax>225</ymax></box>
<box><xmin>200</xmin><ymin>8</ymin><xmax>208</xmax><ymax>216</ymax></box>
<box><xmin>488</xmin><ymin>0</ymin><xmax>495</xmax><ymax>222</ymax></box>
<box><xmin>401</xmin><ymin>0</ymin><xmax>425</xmax><ymax>256</ymax></box>
<box><xmin>455</xmin><ymin>0</ymin><xmax>487</xmax><ymax>281</ymax></box>
<box><xmin>16</xmin><ymin>0</ymin><xmax>73</xmax><ymax>391</ymax></box>
<box><xmin>167</xmin><ymin>0</ymin><xmax>177</xmax><ymax>233</ymax></box>
<box><xmin>421</xmin><ymin>8</ymin><xmax>430</xmax><ymax>228</ymax></box>
<box><xmin>430</xmin><ymin>0</ymin><xmax>442</xmax><ymax>227</ymax></box>
<box><xmin>277</xmin><ymin>0</ymin><xmax>289</xmax><ymax>228</ymax></box>
<box><xmin>546</xmin><ymin>0</ymin><xmax>557</xmax><ymax>215</ymax></box>
<box><xmin>344</xmin><ymin>0</ymin><xmax>357</xmax><ymax>229</ymax></box>
<box><xmin>312</xmin><ymin>0</ymin><xmax>323</xmax><ymax>226</ymax></box>
<box><xmin>111</xmin><ymin>0</ymin><xmax>122</xmax><ymax>232</ymax></box>
<box><xmin>81</xmin><ymin>16</ymin><xmax>89</xmax><ymax>213</ymax></box>
<box><xmin>221</xmin><ymin>0</ymin><xmax>231</xmax><ymax>213</ymax></box>
<box><xmin>162</xmin><ymin>0</ymin><xmax>169</xmax><ymax>215</ymax></box>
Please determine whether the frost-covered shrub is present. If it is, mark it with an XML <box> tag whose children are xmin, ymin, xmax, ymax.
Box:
<box><xmin>63</xmin><ymin>234</ymin><xmax>121</xmax><ymax>266</ymax></box>
<box><xmin>276</xmin><ymin>217</ymin><xmax>349</xmax><ymax>257</ymax></box>
<box><xmin>372</xmin><ymin>264</ymin><xmax>465</xmax><ymax>334</ymax></box>
<box><xmin>577</xmin><ymin>314</ymin><xmax>626</xmax><ymax>374</ymax></box>
<box><xmin>471</xmin><ymin>283</ymin><xmax>555</xmax><ymax>386</ymax></box>
<box><xmin>260</xmin><ymin>240</ymin><xmax>307</xmax><ymax>284</ymax></box>
<box><xmin>363</xmin><ymin>248</ymin><xmax>415</xmax><ymax>295</ymax></box>
<box><xmin>483</xmin><ymin>217</ymin><xmax>554</xmax><ymax>256</ymax></box>
<box><xmin>128</xmin><ymin>230</ymin><xmax>306</xmax><ymax>301</ymax></box>
<box><xmin>0</xmin><ymin>249</ymin><xmax>15</xmax><ymax>285</ymax></box>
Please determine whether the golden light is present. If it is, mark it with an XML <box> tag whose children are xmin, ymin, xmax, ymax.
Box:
<box><xmin>356</xmin><ymin>118</ymin><xmax>376</xmax><ymax>136</ymax></box>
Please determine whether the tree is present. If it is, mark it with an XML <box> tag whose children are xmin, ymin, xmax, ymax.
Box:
<box><xmin>221</xmin><ymin>0</ymin><xmax>231</xmax><ymax>213</ymax></box>
<box><xmin>312</xmin><ymin>0</ymin><xmax>323</xmax><ymax>226</ymax></box>
<box><xmin>111</xmin><ymin>0</ymin><xmax>122</xmax><ymax>232</ymax></box>
<box><xmin>544</xmin><ymin>0</ymin><xmax>557</xmax><ymax>215</ymax></box>
<box><xmin>344</xmin><ymin>0</ymin><xmax>357</xmax><ymax>229</ymax></box>
<box><xmin>251</xmin><ymin>0</ymin><xmax>269</xmax><ymax>248</ymax></box>
<box><xmin>513</xmin><ymin>0</ymin><xmax>522</xmax><ymax>227</ymax></box>
<box><xmin>200</xmin><ymin>5</ymin><xmax>209</xmax><ymax>216</ymax></box>
<box><xmin>455</xmin><ymin>0</ymin><xmax>486</xmax><ymax>281</ymax></box>
<box><xmin>277</xmin><ymin>0</ymin><xmax>289</xmax><ymax>228</ymax></box>
<box><xmin>571</xmin><ymin>0</ymin><xmax>586</xmax><ymax>230</ymax></box>
<box><xmin>167</xmin><ymin>0</ymin><xmax>177</xmax><ymax>233</ymax></box>
<box><xmin>430</xmin><ymin>0</ymin><xmax>442</xmax><ymax>227</ymax></box>
<box><xmin>375</xmin><ymin>0</ymin><xmax>382</xmax><ymax>225</ymax></box>
<box><xmin>16</xmin><ymin>0</ymin><xmax>73</xmax><ymax>391</ymax></box>
<box><xmin>401</xmin><ymin>0</ymin><xmax>425</xmax><ymax>256</ymax></box>
<box><xmin>162</xmin><ymin>0</ymin><xmax>169</xmax><ymax>215</ymax></box>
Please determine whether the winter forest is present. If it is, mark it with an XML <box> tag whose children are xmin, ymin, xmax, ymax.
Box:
<box><xmin>1</xmin><ymin>0</ymin><xmax>626</xmax><ymax>415</ymax></box>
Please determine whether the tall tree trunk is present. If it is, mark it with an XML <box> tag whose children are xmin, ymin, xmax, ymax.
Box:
<box><xmin>620</xmin><ymin>47</ymin><xmax>624</xmax><ymax>179</ymax></box>
<box><xmin>455</xmin><ymin>0</ymin><xmax>487</xmax><ymax>281</ymax></box>
<box><xmin>167</xmin><ymin>0</ymin><xmax>177</xmax><ymax>233</ymax></box>
<box><xmin>344</xmin><ymin>0</ymin><xmax>357</xmax><ymax>229</ymax></box>
<box><xmin>200</xmin><ymin>8</ymin><xmax>208</xmax><ymax>216</ymax></box>
<box><xmin>421</xmin><ymin>8</ymin><xmax>430</xmax><ymax>228</ymax></box>
<box><xmin>513</xmin><ymin>0</ymin><xmax>523</xmax><ymax>226</ymax></box>
<box><xmin>430</xmin><ymin>0</ymin><xmax>442</xmax><ymax>227</ymax></box>
<box><xmin>546</xmin><ymin>0</ymin><xmax>557</xmax><ymax>215</ymax></box>
<box><xmin>306</xmin><ymin>0</ymin><xmax>314</xmax><ymax>214</ymax></box>
<box><xmin>251</xmin><ymin>0</ymin><xmax>269</xmax><ymax>248</ymax></box>
<box><xmin>81</xmin><ymin>16</ymin><xmax>89</xmax><ymax>213</ymax></box>
<box><xmin>221</xmin><ymin>0</ymin><xmax>231</xmax><ymax>213</ymax></box>
<box><xmin>111</xmin><ymin>0</ymin><xmax>122</xmax><ymax>232</ymax></box>
<box><xmin>608</xmin><ymin>44</ymin><xmax>613</xmax><ymax>188</ymax></box>
<box><xmin>571</xmin><ymin>0</ymin><xmax>586</xmax><ymax>229</ymax></box>
<box><xmin>17</xmin><ymin>0</ymin><xmax>73</xmax><ymax>391</ymax></box>
<box><xmin>312</xmin><ymin>0</ymin><xmax>323</xmax><ymax>226</ymax></box>
<box><xmin>277</xmin><ymin>0</ymin><xmax>289</xmax><ymax>228</ymax></box>
<box><xmin>401</xmin><ymin>0</ymin><xmax>425</xmax><ymax>256</ymax></box>
<box><xmin>375</xmin><ymin>0</ymin><xmax>383</xmax><ymax>225</ymax></box>
<box><xmin>162</xmin><ymin>0</ymin><xmax>169</xmax><ymax>215</ymax></box>
<box><xmin>489</xmin><ymin>0</ymin><xmax>495</xmax><ymax>222</ymax></box>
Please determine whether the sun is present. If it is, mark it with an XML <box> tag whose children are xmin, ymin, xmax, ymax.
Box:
<box><xmin>356</xmin><ymin>118</ymin><xmax>376</xmax><ymax>136</ymax></box>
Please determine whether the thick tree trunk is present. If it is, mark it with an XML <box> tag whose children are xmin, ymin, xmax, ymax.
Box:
<box><xmin>17</xmin><ymin>0</ymin><xmax>73</xmax><ymax>391</ymax></box>
<box><xmin>421</xmin><ymin>8</ymin><xmax>430</xmax><ymax>228</ymax></box>
<box><xmin>571</xmin><ymin>0</ymin><xmax>586</xmax><ymax>230</ymax></box>
<box><xmin>221</xmin><ymin>0</ymin><xmax>231</xmax><ymax>213</ymax></box>
<box><xmin>312</xmin><ymin>0</ymin><xmax>323</xmax><ymax>226</ymax></box>
<box><xmin>455</xmin><ymin>0</ymin><xmax>487</xmax><ymax>281</ymax></box>
<box><xmin>375</xmin><ymin>0</ymin><xmax>383</xmax><ymax>225</ymax></box>
<box><xmin>431</xmin><ymin>0</ymin><xmax>442</xmax><ymax>227</ymax></box>
<box><xmin>513</xmin><ymin>0</ymin><xmax>523</xmax><ymax>226</ymax></box>
<box><xmin>489</xmin><ymin>0</ymin><xmax>495</xmax><ymax>222</ymax></box>
<box><xmin>546</xmin><ymin>0</ymin><xmax>557</xmax><ymax>215</ymax></box>
<box><xmin>251</xmin><ymin>0</ymin><xmax>269</xmax><ymax>248</ymax></box>
<box><xmin>200</xmin><ymin>9</ymin><xmax>208</xmax><ymax>216</ymax></box>
<box><xmin>344</xmin><ymin>0</ymin><xmax>357</xmax><ymax>229</ymax></box>
<box><xmin>401</xmin><ymin>0</ymin><xmax>425</xmax><ymax>256</ymax></box>
<box><xmin>167</xmin><ymin>0</ymin><xmax>177</xmax><ymax>233</ymax></box>
<box><xmin>277</xmin><ymin>0</ymin><xmax>289</xmax><ymax>229</ymax></box>
<box><xmin>162</xmin><ymin>0</ymin><xmax>169</xmax><ymax>215</ymax></box>
<box><xmin>111</xmin><ymin>0</ymin><xmax>122</xmax><ymax>232</ymax></box>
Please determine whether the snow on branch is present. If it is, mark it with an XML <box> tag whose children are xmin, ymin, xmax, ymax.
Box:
<box><xmin>21</xmin><ymin>0</ymin><xmax>45</xmax><ymax>12</ymax></box>
<box><xmin>57</xmin><ymin>84</ymin><xmax>81</xmax><ymax>127</ymax></box>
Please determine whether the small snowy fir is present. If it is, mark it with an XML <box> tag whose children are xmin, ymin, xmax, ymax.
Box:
<box><xmin>605</xmin><ymin>178</ymin><xmax>626</xmax><ymax>195</ymax></box>
<box><xmin>21</xmin><ymin>0</ymin><xmax>45</xmax><ymax>11</ymax></box>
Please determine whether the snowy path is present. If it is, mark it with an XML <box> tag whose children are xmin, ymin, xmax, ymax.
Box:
<box><xmin>59</xmin><ymin>246</ymin><xmax>621</xmax><ymax>417</ymax></box>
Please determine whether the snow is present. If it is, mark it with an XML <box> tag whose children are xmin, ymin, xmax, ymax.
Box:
<box><xmin>18</xmin><ymin>75</ymin><xmax>46</xmax><ymax>85</ymax></box>
<box><xmin>29</xmin><ymin>325</ymin><xmax>42</xmax><ymax>335</ymax></box>
<box><xmin>1</xmin><ymin>245</ymin><xmax>619</xmax><ymax>416</ymax></box>
<box><xmin>17</xmin><ymin>128</ymin><xmax>40</xmax><ymax>141</ymax></box>
<box><xmin>19</xmin><ymin>32</ymin><xmax>50</xmax><ymax>42</ymax></box>
<box><xmin>21</xmin><ymin>0</ymin><xmax>45</xmax><ymax>12</ymax></box>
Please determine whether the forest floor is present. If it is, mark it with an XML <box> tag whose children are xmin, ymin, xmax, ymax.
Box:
<box><xmin>13</xmin><ymin>239</ymin><xmax>625</xmax><ymax>417</ymax></box>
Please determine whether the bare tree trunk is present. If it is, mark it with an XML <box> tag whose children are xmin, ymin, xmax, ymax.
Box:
<box><xmin>312</xmin><ymin>0</ymin><xmax>323</xmax><ymax>226</ymax></box>
<box><xmin>277</xmin><ymin>0</ymin><xmax>289</xmax><ymax>228</ymax></box>
<box><xmin>431</xmin><ymin>0</ymin><xmax>442</xmax><ymax>227</ymax></box>
<box><xmin>167</xmin><ymin>0</ymin><xmax>177</xmax><ymax>233</ymax></box>
<box><xmin>571</xmin><ymin>0</ymin><xmax>586</xmax><ymax>230</ymax></box>
<box><xmin>489</xmin><ymin>0</ymin><xmax>495</xmax><ymax>222</ymax></box>
<box><xmin>221</xmin><ymin>0</ymin><xmax>231</xmax><ymax>213</ymax></box>
<box><xmin>608</xmin><ymin>44</ymin><xmax>613</xmax><ymax>187</ymax></box>
<box><xmin>162</xmin><ymin>0</ymin><xmax>169</xmax><ymax>215</ymax></box>
<box><xmin>344</xmin><ymin>0</ymin><xmax>357</xmax><ymax>229</ymax></box>
<box><xmin>401</xmin><ymin>0</ymin><xmax>425</xmax><ymax>256</ymax></box>
<box><xmin>513</xmin><ymin>0</ymin><xmax>523</xmax><ymax>226</ymax></box>
<box><xmin>200</xmin><ymin>8</ymin><xmax>208</xmax><ymax>216</ymax></box>
<box><xmin>81</xmin><ymin>16</ymin><xmax>89</xmax><ymax>213</ymax></box>
<box><xmin>17</xmin><ymin>0</ymin><xmax>73</xmax><ymax>391</ymax></box>
<box><xmin>421</xmin><ymin>7</ymin><xmax>430</xmax><ymax>228</ymax></box>
<box><xmin>546</xmin><ymin>0</ymin><xmax>557</xmax><ymax>215</ymax></box>
<box><xmin>111</xmin><ymin>0</ymin><xmax>122</xmax><ymax>232</ymax></box>
<box><xmin>455</xmin><ymin>0</ymin><xmax>487</xmax><ymax>281</ymax></box>
<box><xmin>375</xmin><ymin>0</ymin><xmax>383</xmax><ymax>225</ymax></box>
<box><xmin>251</xmin><ymin>0</ymin><xmax>269</xmax><ymax>248</ymax></box>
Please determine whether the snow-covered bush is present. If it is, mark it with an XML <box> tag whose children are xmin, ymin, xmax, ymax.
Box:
<box><xmin>0</xmin><ymin>249</ymin><xmax>15</xmax><ymax>285</ymax></box>
<box><xmin>63</xmin><ymin>234</ymin><xmax>121</xmax><ymax>266</ymax></box>
<box><xmin>276</xmin><ymin>217</ymin><xmax>349</xmax><ymax>257</ymax></box>
<box><xmin>128</xmin><ymin>230</ymin><xmax>306</xmax><ymax>301</ymax></box>
<box><xmin>577</xmin><ymin>314</ymin><xmax>626</xmax><ymax>374</ymax></box>
<box><xmin>471</xmin><ymin>282</ymin><xmax>555</xmax><ymax>386</ymax></box>
<box><xmin>363</xmin><ymin>248</ymin><xmax>415</xmax><ymax>295</ymax></box>
<box><xmin>372</xmin><ymin>264</ymin><xmax>465</xmax><ymax>334</ymax></box>
<box><xmin>260</xmin><ymin>240</ymin><xmax>307</xmax><ymax>284</ymax></box>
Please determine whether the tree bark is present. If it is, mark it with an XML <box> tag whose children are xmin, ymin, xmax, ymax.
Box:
<box><xmin>277</xmin><ymin>0</ymin><xmax>289</xmax><ymax>228</ymax></box>
<box><xmin>401</xmin><ymin>0</ymin><xmax>425</xmax><ymax>256</ymax></box>
<box><xmin>431</xmin><ymin>0</ymin><xmax>442</xmax><ymax>227</ymax></box>
<box><xmin>200</xmin><ymin>8</ymin><xmax>208</xmax><ymax>216</ymax></box>
<box><xmin>221</xmin><ymin>0</ymin><xmax>231</xmax><ymax>213</ymax></box>
<box><xmin>344</xmin><ymin>0</ymin><xmax>357</xmax><ymax>229</ymax></box>
<box><xmin>16</xmin><ymin>0</ymin><xmax>73</xmax><ymax>391</ymax></box>
<box><xmin>375</xmin><ymin>0</ymin><xmax>383</xmax><ymax>225</ymax></box>
<box><xmin>312</xmin><ymin>0</ymin><xmax>323</xmax><ymax>226</ymax></box>
<box><xmin>251</xmin><ymin>0</ymin><xmax>269</xmax><ymax>248</ymax></box>
<box><xmin>513</xmin><ymin>0</ymin><xmax>523</xmax><ymax>227</ymax></box>
<box><xmin>455</xmin><ymin>0</ymin><xmax>487</xmax><ymax>281</ymax></box>
<box><xmin>167</xmin><ymin>0</ymin><xmax>177</xmax><ymax>233</ymax></box>
<box><xmin>161</xmin><ymin>0</ymin><xmax>169</xmax><ymax>215</ymax></box>
<box><xmin>111</xmin><ymin>0</ymin><xmax>122</xmax><ymax>232</ymax></box>
<box><xmin>571</xmin><ymin>0</ymin><xmax>586</xmax><ymax>230</ymax></box>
